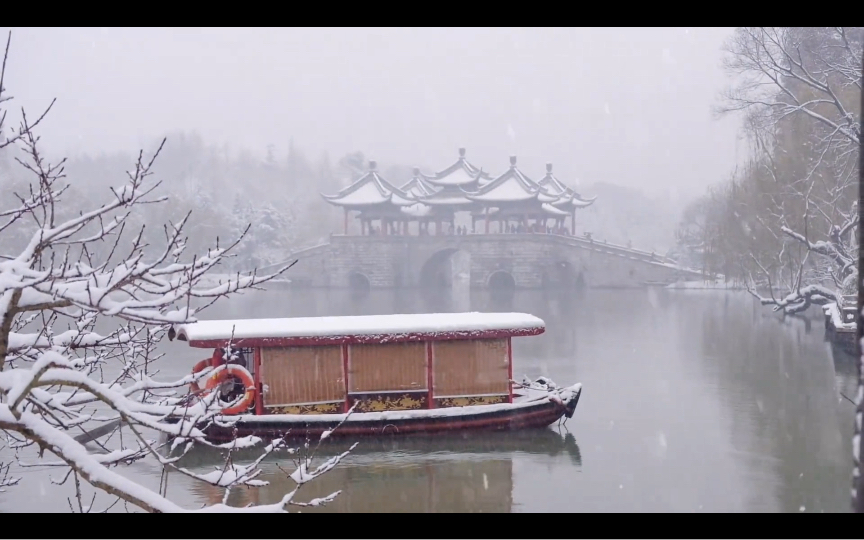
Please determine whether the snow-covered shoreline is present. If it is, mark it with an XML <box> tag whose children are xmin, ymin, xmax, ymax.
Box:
<box><xmin>823</xmin><ymin>302</ymin><xmax>856</xmax><ymax>332</ymax></box>
<box><xmin>196</xmin><ymin>274</ymin><xmax>291</xmax><ymax>288</ymax></box>
<box><xmin>665</xmin><ymin>279</ymin><xmax>743</xmax><ymax>290</ymax></box>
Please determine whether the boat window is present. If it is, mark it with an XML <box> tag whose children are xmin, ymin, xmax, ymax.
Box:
<box><xmin>432</xmin><ymin>339</ymin><xmax>509</xmax><ymax>398</ymax></box>
<box><xmin>348</xmin><ymin>342</ymin><xmax>427</xmax><ymax>393</ymax></box>
<box><xmin>260</xmin><ymin>346</ymin><xmax>345</xmax><ymax>407</ymax></box>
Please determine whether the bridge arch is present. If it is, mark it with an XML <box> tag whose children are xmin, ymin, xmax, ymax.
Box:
<box><xmin>288</xmin><ymin>235</ymin><xmax>704</xmax><ymax>289</ymax></box>
<box><xmin>347</xmin><ymin>271</ymin><xmax>371</xmax><ymax>291</ymax></box>
<box><xmin>419</xmin><ymin>248</ymin><xmax>470</xmax><ymax>289</ymax></box>
<box><xmin>487</xmin><ymin>270</ymin><xmax>516</xmax><ymax>292</ymax></box>
<box><xmin>542</xmin><ymin>260</ymin><xmax>585</xmax><ymax>290</ymax></box>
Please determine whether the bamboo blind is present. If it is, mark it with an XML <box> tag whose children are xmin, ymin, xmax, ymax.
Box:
<box><xmin>348</xmin><ymin>342</ymin><xmax>427</xmax><ymax>393</ymax></box>
<box><xmin>261</xmin><ymin>346</ymin><xmax>345</xmax><ymax>406</ymax></box>
<box><xmin>432</xmin><ymin>339</ymin><xmax>509</xmax><ymax>397</ymax></box>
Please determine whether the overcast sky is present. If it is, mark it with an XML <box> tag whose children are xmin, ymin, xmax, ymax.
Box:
<box><xmin>2</xmin><ymin>27</ymin><xmax>741</xmax><ymax>201</ymax></box>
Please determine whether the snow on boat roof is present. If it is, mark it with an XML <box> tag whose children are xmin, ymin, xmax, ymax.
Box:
<box><xmin>176</xmin><ymin>312</ymin><xmax>545</xmax><ymax>347</ymax></box>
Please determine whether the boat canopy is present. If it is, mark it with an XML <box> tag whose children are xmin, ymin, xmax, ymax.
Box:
<box><xmin>175</xmin><ymin>312</ymin><xmax>545</xmax><ymax>348</ymax></box>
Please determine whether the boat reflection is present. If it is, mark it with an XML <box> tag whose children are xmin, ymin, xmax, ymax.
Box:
<box><xmin>182</xmin><ymin>429</ymin><xmax>580</xmax><ymax>512</ymax></box>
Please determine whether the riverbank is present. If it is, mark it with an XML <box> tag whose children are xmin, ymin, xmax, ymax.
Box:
<box><xmin>666</xmin><ymin>279</ymin><xmax>742</xmax><ymax>290</ymax></box>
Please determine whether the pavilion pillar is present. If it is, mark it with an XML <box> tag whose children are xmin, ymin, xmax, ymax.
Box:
<box><xmin>571</xmin><ymin>208</ymin><xmax>576</xmax><ymax>235</ymax></box>
<box><xmin>484</xmin><ymin>208</ymin><xmax>489</xmax><ymax>234</ymax></box>
<box><xmin>343</xmin><ymin>208</ymin><xmax>348</xmax><ymax>235</ymax></box>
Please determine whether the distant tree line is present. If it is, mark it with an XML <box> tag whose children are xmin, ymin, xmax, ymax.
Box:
<box><xmin>0</xmin><ymin>131</ymin><xmax>415</xmax><ymax>270</ymax></box>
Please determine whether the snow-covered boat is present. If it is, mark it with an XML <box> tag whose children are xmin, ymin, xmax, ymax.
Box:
<box><xmin>171</xmin><ymin>313</ymin><xmax>582</xmax><ymax>442</ymax></box>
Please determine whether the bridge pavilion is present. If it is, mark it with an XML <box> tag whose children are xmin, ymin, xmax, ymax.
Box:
<box><xmin>320</xmin><ymin>148</ymin><xmax>595</xmax><ymax>236</ymax></box>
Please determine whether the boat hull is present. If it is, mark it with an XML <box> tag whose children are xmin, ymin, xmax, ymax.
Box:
<box><xmin>188</xmin><ymin>384</ymin><xmax>581</xmax><ymax>443</ymax></box>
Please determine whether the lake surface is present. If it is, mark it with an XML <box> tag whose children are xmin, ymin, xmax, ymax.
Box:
<box><xmin>1</xmin><ymin>287</ymin><xmax>856</xmax><ymax>512</ymax></box>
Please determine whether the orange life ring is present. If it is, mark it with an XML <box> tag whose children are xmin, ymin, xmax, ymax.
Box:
<box><xmin>204</xmin><ymin>365</ymin><xmax>256</xmax><ymax>416</ymax></box>
<box><xmin>189</xmin><ymin>359</ymin><xmax>211</xmax><ymax>394</ymax></box>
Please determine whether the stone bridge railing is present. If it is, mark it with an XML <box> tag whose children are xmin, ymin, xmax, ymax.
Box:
<box><xmin>259</xmin><ymin>234</ymin><xmax>700</xmax><ymax>276</ymax></box>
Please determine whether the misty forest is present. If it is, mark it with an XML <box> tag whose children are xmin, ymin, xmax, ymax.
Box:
<box><xmin>0</xmin><ymin>27</ymin><xmax>861</xmax><ymax>513</ymax></box>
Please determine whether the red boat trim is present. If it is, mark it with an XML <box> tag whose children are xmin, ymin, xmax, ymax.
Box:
<box><xmin>507</xmin><ymin>337</ymin><xmax>513</xmax><ymax>404</ymax></box>
<box><xmin>426</xmin><ymin>342</ymin><xmax>434</xmax><ymax>409</ymax></box>
<box><xmin>342</xmin><ymin>344</ymin><xmax>350</xmax><ymax>413</ymax></box>
<box><xmin>185</xmin><ymin>327</ymin><xmax>545</xmax><ymax>349</ymax></box>
<box><xmin>253</xmin><ymin>347</ymin><xmax>263</xmax><ymax>416</ymax></box>
<box><xmin>202</xmin><ymin>399</ymin><xmax>566</xmax><ymax>441</ymax></box>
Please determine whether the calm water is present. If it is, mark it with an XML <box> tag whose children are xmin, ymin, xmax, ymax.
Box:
<box><xmin>1</xmin><ymin>288</ymin><xmax>856</xmax><ymax>512</ymax></box>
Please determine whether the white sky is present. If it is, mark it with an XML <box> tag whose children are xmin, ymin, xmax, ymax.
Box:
<box><xmin>2</xmin><ymin>27</ymin><xmax>741</xmax><ymax>200</ymax></box>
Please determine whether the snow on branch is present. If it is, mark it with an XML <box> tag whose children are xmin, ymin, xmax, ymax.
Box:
<box><xmin>746</xmin><ymin>280</ymin><xmax>838</xmax><ymax>315</ymax></box>
<box><xmin>0</xmin><ymin>461</ymin><xmax>19</xmax><ymax>491</ymax></box>
<box><xmin>0</xmin><ymin>31</ymin><xmax>354</xmax><ymax>512</ymax></box>
<box><xmin>721</xmin><ymin>27</ymin><xmax>861</xmax><ymax>146</ymax></box>
<box><xmin>706</xmin><ymin>27</ymin><xmax>861</xmax><ymax>320</ymax></box>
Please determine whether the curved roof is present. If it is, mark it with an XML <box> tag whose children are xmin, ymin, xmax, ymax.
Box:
<box><xmin>537</xmin><ymin>163</ymin><xmax>597</xmax><ymax>209</ymax></box>
<box><xmin>399</xmin><ymin>167</ymin><xmax>438</xmax><ymax>199</ymax></box>
<box><xmin>464</xmin><ymin>156</ymin><xmax>543</xmax><ymax>203</ymax></box>
<box><xmin>321</xmin><ymin>160</ymin><xmax>415</xmax><ymax>208</ymax></box>
<box><xmin>426</xmin><ymin>148</ymin><xmax>492</xmax><ymax>187</ymax></box>
<box><xmin>541</xmin><ymin>203</ymin><xmax>571</xmax><ymax>216</ymax></box>
<box><xmin>552</xmin><ymin>193</ymin><xmax>597</xmax><ymax>209</ymax></box>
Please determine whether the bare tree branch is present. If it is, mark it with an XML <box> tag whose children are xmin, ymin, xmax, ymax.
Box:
<box><xmin>0</xmin><ymin>31</ymin><xmax>354</xmax><ymax>513</ymax></box>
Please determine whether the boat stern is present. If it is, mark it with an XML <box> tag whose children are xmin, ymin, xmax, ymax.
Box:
<box><xmin>560</xmin><ymin>383</ymin><xmax>582</xmax><ymax>419</ymax></box>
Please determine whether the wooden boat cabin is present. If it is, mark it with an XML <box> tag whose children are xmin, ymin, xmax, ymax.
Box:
<box><xmin>175</xmin><ymin>312</ymin><xmax>546</xmax><ymax>416</ymax></box>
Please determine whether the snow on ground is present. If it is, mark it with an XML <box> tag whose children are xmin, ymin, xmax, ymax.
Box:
<box><xmin>823</xmin><ymin>302</ymin><xmax>856</xmax><ymax>331</ymax></box>
<box><xmin>666</xmin><ymin>279</ymin><xmax>742</xmax><ymax>290</ymax></box>
<box><xmin>197</xmin><ymin>274</ymin><xmax>291</xmax><ymax>288</ymax></box>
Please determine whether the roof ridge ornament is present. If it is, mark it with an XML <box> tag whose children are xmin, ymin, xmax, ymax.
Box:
<box><xmin>458</xmin><ymin>147</ymin><xmax>466</xmax><ymax>158</ymax></box>
<box><xmin>510</xmin><ymin>155</ymin><xmax>517</xmax><ymax>167</ymax></box>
